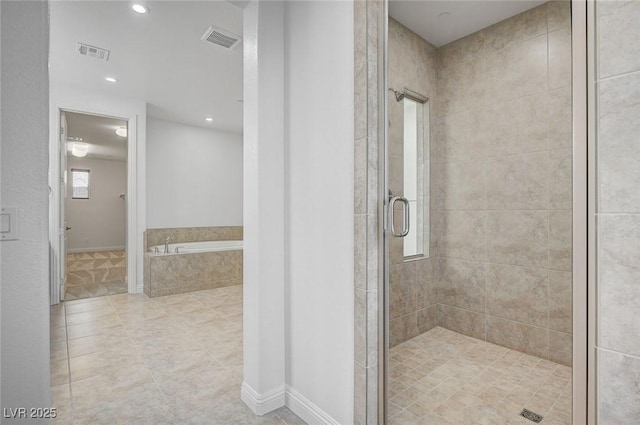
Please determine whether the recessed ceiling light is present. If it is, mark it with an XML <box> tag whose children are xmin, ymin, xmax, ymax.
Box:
<box><xmin>132</xmin><ymin>4</ymin><xmax>147</xmax><ymax>14</ymax></box>
<box><xmin>115</xmin><ymin>127</ymin><xmax>127</xmax><ymax>137</ymax></box>
<box><xmin>105</xmin><ymin>76</ymin><xmax>117</xmax><ymax>83</ymax></box>
<box><xmin>205</xmin><ymin>117</ymin><xmax>213</xmax><ymax>122</ymax></box>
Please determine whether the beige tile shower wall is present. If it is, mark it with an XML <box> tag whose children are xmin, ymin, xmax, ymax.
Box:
<box><xmin>145</xmin><ymin>226</ymin><xmax>243</xmax><ymax>250</ymax></box>
<box><xmin>595</xmin><ymin>1</ymin><xmax>640</xmax><ymax>422</ymax></box>
<box><xmin>388</xmin><ymin>18</ymin><xmax>439</xmax><ymax>347</ymax></box>
<box><xmin>432</xmin><ymin>1</ymin><xmax>573</xmax><ymax>365</ymax></box>
<box><xmin>354</xmin><ymin>1</ymin><xmax>384</xmax><ymax>424</ymax></box>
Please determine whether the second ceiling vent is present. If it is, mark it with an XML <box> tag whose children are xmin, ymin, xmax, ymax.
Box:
<box><xmin>201</xmin><ymin>26</ymin><xmax>242</xmax><ymax>50</ymax></box>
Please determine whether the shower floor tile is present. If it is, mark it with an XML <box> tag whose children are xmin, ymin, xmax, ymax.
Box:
<box><xmin>50</xmin><ymin>285</ymin><xmax>306</xmax><ymax>425</ymax></box>
<box><xmin>389</xmin><ymin>327</ymin><xmax>572</xmax><ymax>425</ymax></box>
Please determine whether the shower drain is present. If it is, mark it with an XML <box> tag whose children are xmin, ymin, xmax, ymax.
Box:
<box><xmin>520</xmin><ymin>409</ymin><xmax>544</xmax><ymax>423</ymax></box>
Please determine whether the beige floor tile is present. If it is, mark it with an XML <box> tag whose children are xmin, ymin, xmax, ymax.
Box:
<box><xmin>69</xmin><ymin>346</ymin><xmax>144</xmax><ymax>381</ymax></box>
<box><xmin>65</xmin><ymin>307</ymin><xmax>118</xmax><ymax>325</ymax></box>
<box><xmin>50</xmin><ymin>358</ymin><xmax>70</xmax><ymax>387</ymax></box>
<box><xmin>66</xmin><ymin>320</ymin><xmax>124</xmax><ymax>340</ymax></box>
<box><xmin>50</xmin><ymin>340</ymin><xmax>68</xmax><ymax>362</ymax></box>
<box><xmin>73</xmin><ymin>389</ymin><xmax>175</xmax><ymax>425</ymax></box>
<box><xmin>71</xmin><ymin>365</ymin><xmax>157</xmax><ymax>410</ymax></box>
<box><xmin>390</xmin><ymin>327</ymin><xmax>572</xmax><ymax>424</ymax></box>
<box><xmin>50</xmin><ymin>284</ymin><xmax>306</xmax><ymax>425</ymax></box>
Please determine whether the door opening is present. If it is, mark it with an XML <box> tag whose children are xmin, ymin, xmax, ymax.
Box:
<box><xmin>59</xmin><ymin>111</ymin><xmax>129</xmax><ymax>301</ymax></box>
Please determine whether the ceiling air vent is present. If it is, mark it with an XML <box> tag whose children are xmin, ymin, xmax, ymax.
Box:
<box><xmin>76</xmin><ymin>43</ymin><xmax>110</xmax><ymax>61</ymax></box>
<box><xmin>201</xmin><ymin>26</ymin><xmax>241</xmax><ymax>50</ymax></box>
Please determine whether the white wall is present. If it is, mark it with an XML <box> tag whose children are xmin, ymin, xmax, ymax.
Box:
<box><xmin>66</xmin><ymin>157</ymin><xmax>126</xmax><ymax>252</ymax></box>
<box><xmin>146</xmin><ymin>118</ymin><xmax>243</xmax><ymax>229</ymax></box>
<box><xmin>284</xmin><ymin>1</ymin><xmax>354</xmax><ymax>424</ymax></box>
<box><xmin>241</xmin><ymin>0</ymin><xmax>287</xmax><ymax>415</ymax></box>
<box><xmin>1</xmin><ymin>0</ymin><xmax>51</xmax><ymax>420</ymax></box>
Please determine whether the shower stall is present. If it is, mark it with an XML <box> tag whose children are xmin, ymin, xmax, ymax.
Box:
<box><xmin>384</xmin><ymin>2</ymin><xmax>574</xmax><ymax>423</ymax></box>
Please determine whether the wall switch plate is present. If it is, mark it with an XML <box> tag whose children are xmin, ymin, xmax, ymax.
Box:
<box><xmin>1</xmin><ymin>207</ymin><xmax>19</xmax><ymax>241</ymax></box>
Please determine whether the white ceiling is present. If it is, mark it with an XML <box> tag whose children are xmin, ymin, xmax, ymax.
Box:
<box><xmin>389</xmin><ymin>0</ymin><xmax>547</xmax><ymax>47</ymax></box>
<box><xmin>65</xmin><ymin>112</ymin><xmax>128</xmax><ymax>161</ymax></box>
<box><xmin>50</xmin><ymin>1</ymin><xmax>244</xmax><ymax>133</ymax></box>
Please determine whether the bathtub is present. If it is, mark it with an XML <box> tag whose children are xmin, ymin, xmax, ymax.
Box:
<box><xmin>144</xmin><ymin>240</ymin><xmax>243</xmax><ymax>297</ymax></box>
<box><xmin>149</xmin><ymin>240</ymin><xmax>243</xmax><ymax>254</ymax></box>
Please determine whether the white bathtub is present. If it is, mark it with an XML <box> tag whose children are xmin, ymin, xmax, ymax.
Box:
<box><xmin>149</xmin><ymin>240</ymin><xmax>243</xmax><ymax>254</ymax></box>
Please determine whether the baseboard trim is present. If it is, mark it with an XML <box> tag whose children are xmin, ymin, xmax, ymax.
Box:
<box><xmin>66</xmin><ymin>246</ymin><xmax>125</xmax><ymax>254</ymax></box>
<box><xmin>285</xmin><ymin>385</ymin><xmax>340</xmax><ymax>425</ymax></box>
<box><xmin>240</xmin><ymin>381</ymin><xmax>285</xmax><ymax>416</ymax></box>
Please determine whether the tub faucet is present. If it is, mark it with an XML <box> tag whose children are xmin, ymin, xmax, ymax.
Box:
<box><xmin>164</xmin><ymin>236</ymin><xmax>174</xmax><ymax>254</ymax></box>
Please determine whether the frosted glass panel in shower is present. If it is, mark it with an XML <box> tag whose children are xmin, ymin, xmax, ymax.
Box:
<box><xmin>403</xmin><ymin>97</ymin><xmax>428</xmax><ymax>258</ymax></box>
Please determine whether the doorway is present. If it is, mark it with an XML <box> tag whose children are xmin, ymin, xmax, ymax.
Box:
<box><xmin>60</xmin><ymin>111</ymin><xmax>128</xmax><ymax>301</ymax></box>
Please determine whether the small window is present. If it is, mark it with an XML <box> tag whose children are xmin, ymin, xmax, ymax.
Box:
<box><xmin>71</xmin><ymin>169</ymin><xmax>90</xmax><ymax>199</ymax></box>
<box><xmin>403</xmin><ymin>95</ymin><xmax>429</xmax><ymax>259</ymax></box>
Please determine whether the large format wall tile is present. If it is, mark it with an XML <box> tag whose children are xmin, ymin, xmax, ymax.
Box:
<box><xmin>546</xmin><ymin>86</ymin><xmax>572</xmax><ymax>150</ymax></box>
<box><xmin>548</xmin><ymin>147</ymin><xmax>572</xmax><ymax>210</ymax></box>
<box><xmin>438</xmin><ymin>29</ymin><xmax>486</xmax><ymax>70</ymax></box>
<box><xmin>549</xmin><ymin>330</ymin><xmax>572</xmax><ymax>367</ymax></box>
<box><xmin>598</xmin><ymin>72</ymin><xmax>640</xmax><ymax>213</ymax></box>
<box><xmin>549</xmin><ymin>211</ymin><xmax>572</xmax><ymax>272</ymax></box>
<box><xmin>437</xmin><ymin>259</ymin><xmax>486</xmax><ymax>313</ymax></box>
<box><xmin>437</xmin><ymin>211</ymin><xmax>487</xmax><ymax>261</ymax></box>
<box><xmin>486</xmin><ymin>316</ymin><xmax>548</xmax><ymax>359</ymax></box>
<box><xmin>386</xmin><ymin>17</ymin><xmax>439</xmax><ymax>348</ymax></box>
<box><xmin>432</xmin><ymin>160</ymin><xmax>486</xmax><ymax>210</ymax></box>
<box><xmin>430</xmin><ymin>3</ymin><xmax>572</xmax><ymax>361</ymax></box>
<box><xmin>546</xmin><ymin>1</ymin><xmax>571</xmax><ymax>32</ymax></box>
<box><xmin>438</xmin><ymin>56</ymin><xmax>487</xmax><ymax>115</ymax></box>
<box><xmin>599</xmin><ymin>215</ymin><xmax>640</xmax><ymax>357</ymax></box>
<box><xmin>439</xmin><ymin>305</ymin><xmax>486</xmax><ymax>341</ymax></box>
<box><xmin>548</xmin><ymin>271</ymin><xmax>572</xmax><ymax>334</ymax></box>
<box><xmin>486</xmin><ymin>34</ymin><xmax>547</xmax><ymax>103</ymax></box>
<box><xmin>598</xmin><ymin>348</ymin><xmax>640</xmax><ymax>424</ymax></box>
<box><xmin>486</xmin><ymin>151</ymin><xmax>549</xmax><ymax>210</ymax></box>
<box><xmin>548</xmin><ymin>27</ymin><xmax>572</xmax><ymax>90</ymax></box>
<box><xmin>434</xmin><ymin>109</ymin><xmax>488</xmax><ymax>163</ymax></box>
<box><xmin>389</xmin><ymin>263</ymin><xmax>417</xmax><ymax>319</ymax></box>
<box><xmin>486</xmin><ymin>264</ymin><xmax>548</xmax><ymax>328</ymax></box>
<box><xmin>484</xmin><ymin>3</ymin><xmax>547</xmax><ymax>51</ymax></box>
<box><xmin>415</xmin><ymin>258</ymin><xmax>436</xmax><ymax>309</ymax></box>
<box><xmin>485</xmin><ymin>95</ymin><xmax>549</xmax><ymax>156</ymax></box>
<box><xmin>597</xmin><ymin>0</ymin><xmax>640</xmax><ymax>79</ymax></box>
<box><xmin>486</xmin><ymin>211</ymin><xmax>548</xmax><ymax>268</ymax></box>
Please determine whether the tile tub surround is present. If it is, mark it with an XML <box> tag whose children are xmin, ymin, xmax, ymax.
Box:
<box><xmin>50</xmin><ymin>286</ymin><xmax>306</xmax><ymax>425</ymax></box>
<box><xmin>66</xmin><ymin>250</ymin><xmax>127</xmax><ymax>301</ymax></box>
<box><xmin>144</xmin><ymin>249</ymin><xmax>242</xmax><ymax>297</ymax></box>
<box><xmin>388</xmin><ymin>327</ymin><xmax>571</xmax><ymax>425</ymax></box>
<box><xmin>144</xmin><ymin>226</ymin><xmax>243</xmax><ymax>297</ymax></box>
<box><xmin>145</xmin><ymin>226</ymin><xmax>243</xmax><ymax>251</ymax></box>
<box><xmin>595</xmin><ymin>1</ymin><xmax>640</xmax><ymax>422</ymax></box>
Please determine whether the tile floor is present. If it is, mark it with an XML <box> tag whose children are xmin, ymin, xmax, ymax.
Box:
<box><xmin>65</xmin><ymin>250</ymin><xmax>128</xmax><ymax>300</ymax></box>
<box><xmin>389</xmin><ymin>327</ymin><xmax>572</xmax><ymax>425</ymax></box>
<box><xmin>50</xmin><ymin>286</ymin><xmax>305</xmax><ymax>425</ymax></box>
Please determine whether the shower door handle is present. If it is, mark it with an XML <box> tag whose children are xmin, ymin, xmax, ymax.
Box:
<box><xmin>389</xmin><ymin>196</ymin><xmax>410</xmax><ymax>237</ymax></box>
